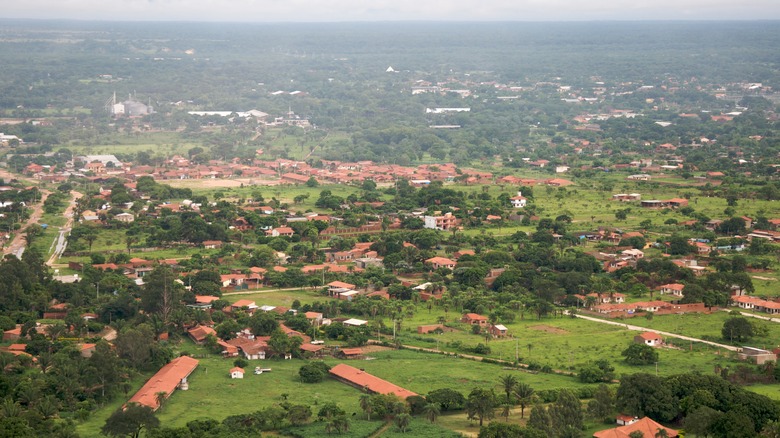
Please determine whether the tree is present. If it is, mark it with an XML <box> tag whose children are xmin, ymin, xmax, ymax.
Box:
<box><xmin>466</xmin><ymin>388</ymin><xmax>497</xmax><ymax>426</ymax></box>
<box><xmin>427</xmin><ymin>388</ymin><xmax>466</xmax><ymax>411</ymax></box>
<box><xmin>616</xmin><ymin>374</ymin><xmax>677</xmax><ymax>422</ymax></box>
<box><xmin>722</xmin><ymin>317</ymin><xmax>753</xmax><ymax>342</ymax></box>
<box><xmin>548</xmin><ymin>388</ymin><xmax>584</xmax><ymax>436</ymax></box>
<box><xmin>101</xmin><ymin>403</ymin><xmax>160</xmax><ymax>438</ymax></box>
<box><xmin>155</xmin><ymin>392</ymin><xmax>168</xmax><ymax>410</ymax></box>
<box><xmin>514</xmin><ymin>383</ymin><xmax>535</xmax><ymax>418</ymax></box>
<box><xmin>622</xmin><ymin>343</ymin><xmax>659</xmax><ymax>366</ymax></box>
<box><xmin>684</xmin><ymin>406</ymin><xmax>719</xmax><ymax>438</ymax></box>
<box><xmin>422</xmin><ymin>403</ymin><xmax>440</xmax><ymax>423</ymax></box>
<box><xmin>527</xmin><ymin>402</ymin><xmax>553</xmax><ymax>436</ymax></box>
<box><xmin>286</xmin><ymin>404</ymin><xmax>312</xmax><ymax>426</ymax></box>
<box><xmin>140</xmin><ymin>265</ymin><xmax>183</xmax><ymax>325</ymax></box>
<box><xmin>498</xmin><ymin>374</ymin><xmax>519</xmax><ymax>402</ymax></box>
<box><xmin>267</xmin><ymin>329</ymin><xmax>291</xmax><ymax>358</ymax></box>
<box><xmin>395</xmin><ymin>412</ymin><xmax>412</xmax><ymax>433</ymax></box>
<box><xmin>761</xmin><ymin>420</ymin><xmax>780</xmax><ymax>438</ymax></box>
<box><xmin>299</xmin><ymin>362</ymin><xmax>330</xmax><ymax>383</ymax></box>
<box><xmin>115</xmin><ymin>326</ymin><xmax>155</xmax><ymax>370</ymax></box>
<box><xmin>588</xmin><ymin>384</ymin><xmax>615</xmax><ymax>421</ymax></box>
<box><xmin>709</xmin><ymin>410</ymin><xmax>756</xmax><ymax>438</ymax></box>
<box><xmin>359</xmin><ymin>394</ymin><xmax>373</xmax><ymax>420</ymax></box>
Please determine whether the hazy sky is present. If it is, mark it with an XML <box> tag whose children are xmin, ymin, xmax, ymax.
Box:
<box><xmin>3</xmin><ymin>0</ymin><xmax>779</xmax><ymax>22</ymax></box>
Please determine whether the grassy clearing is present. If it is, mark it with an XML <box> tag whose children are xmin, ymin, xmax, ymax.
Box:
<box><xmin>223</xmin><ymin>288</ymin><xmax>326</xmax><ymax>307</ymax></box>
<box><xmin>394</xmin><ymin>306</ymin><xmax>753</xmax><ymax>378</ymax></box>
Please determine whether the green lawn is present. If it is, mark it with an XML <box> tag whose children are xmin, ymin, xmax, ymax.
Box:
<box><xmin>223</xmin><ymin>287</ymin><xmax>326</xmax><ymax>307</ymax></box>
<box><xmin>393</xmin><ymin>305</ymin><xmax>744</xmax><ymax>378</ymax></box>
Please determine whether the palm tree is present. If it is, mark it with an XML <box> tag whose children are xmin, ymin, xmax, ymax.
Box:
<box><xmin>155</xmin><ymin>391</ymin><xmax>167</xmax><ymax>410</ymax></box>
<box><xmin>498</xmin><ymin>375</ymin><xmax>518</xmax><ymax>402</ymax></box>
<box><xmin>46</xmin><ymin>323</ymin><xmax>67</xmax><ymax>342</ymax></box>
<box><xmin>514</xmin><ymin>383</ymin><xmax>535</xmax><ymax>418</ymax></box>
<box><xmin>359</xmin><ymin>394</ymin><xmax>373</xmax><ymax>421</ymax></box>
<box><xmin>501</xmin><ymin>402</ymin><xmax>513</xmax><ymax>422</ymax></box>
<box><xmin>655</xmin><ymin>429</ymin><xmax>670</xmax><ymax>438</ymax></box>
<box><xmin>422</xmin><ymin>403</ymin><xmax>440</xmax><ymax>423</ymax></box>
<box><xmin>395</xmin><ymin>413</ymin><xmax>412</xmax><ymax>433</ymax></box>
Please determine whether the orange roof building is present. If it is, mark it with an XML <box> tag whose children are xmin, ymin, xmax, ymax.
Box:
<box><xmin>329</xmin><ymin>363</ymin><xmax>417</xmax><ymax>399</ymax></box>
<box><xmin>594</xmin><ymin>416</ymin><xmax>678</xmax><ymax>438</ymax></box>
<box><xmin>127</xmin><ymin>356</ymin><xmax>199</xmax><ymax>411</ymax></box>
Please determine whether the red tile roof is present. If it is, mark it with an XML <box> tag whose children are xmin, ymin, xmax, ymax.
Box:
<box><xmin>187</xmin><ymin>325</ymin><xmax>216</xmax><ymax>342</ymax></box>
<box><xmin>127</xmin><ymin>356</ymin><xmax>199</xmax><ymax>411</ymax></box>
<box><xmin>329</xmin><ymin>363</ymin><xmax>417</xmax><ymax>399</ymax></box>
<box><xmin>594</xmin><ymin>416</ymin><xmax>678</xmax><ymax>438</ymax></box>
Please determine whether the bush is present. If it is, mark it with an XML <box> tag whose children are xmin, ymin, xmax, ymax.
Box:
<box><xmin>298</xmin><ymin>361</ymin><xmax>330</xmax><ymax>383</ymax></box>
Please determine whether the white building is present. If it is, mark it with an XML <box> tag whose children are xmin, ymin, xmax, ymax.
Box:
<box><xmin>510</xmin><ymin>192</ymin><xmax>527</xmax><ymax>208</ymax></box>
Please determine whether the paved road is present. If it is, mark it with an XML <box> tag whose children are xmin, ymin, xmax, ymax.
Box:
<box><xmin>572</xmin><ymin>313</ymin><xmax>740</xmax><ymax>351</ymax></box>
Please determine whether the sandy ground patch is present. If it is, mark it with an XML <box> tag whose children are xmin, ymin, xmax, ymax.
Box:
<box><xmin>360</xmin><ymin>345</ymin><xmax>393</xmax><ymax>354</ymax></box>
<box><xmin>528</xmin><ymin>324</ymin><xmax>568</xmax><ymax>334</ymax></box>
<box><xmin>752</xmin><ymin>276</ymin><xmax>776</xmax><ymax>281</ymax></box>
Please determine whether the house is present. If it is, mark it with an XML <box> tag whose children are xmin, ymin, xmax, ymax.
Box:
<box><xmin>221</xmin><ymin>274</ymin><xmax>247</xmax><ymax>288</ymax></box>
<box><xmin>328</xmin><ymin>281</ymin><xmax>357</xmax><ymax>296</ymax></box>
<box><xmin>114</xmin><ymin>212</ymin><xmax>135</xmax><ymax>223</ymax></box>
<box><xmin>203</xmin><ymin>240</ymin><xmax>223</xmax><ymax>249</ymax></box>
<box><xmin>217</xmin><ymin>340</ymin><xmax>239</xmax><ymax>357</ymax></box>
<box><xmin>192</xmin><ymin>295</ymin><xmax>220</xmax><ymax>309</ymax></box>
<box><xmin>461</xmin><ymin>313</ymin><xmax>489</xmax><ymax>326</ymax></box>
<box><xmin>426</xmin><ymin>256</ymin><xmax>456</xmax><ymax>270</ymax></box>
<box><xmin>329</xmin><ymin>364</ymin><xmax>418</xmax><ymax>399</ymax></box>
<box><xmin>423</xmin><ymin>212</ymin><xmax>461</xmax><ymax>231</ymax></box>
<box><xmin>489</xmin><ymin>324</ymin><xmax>508</xmax><ymax>337</ymax></box>
<box><xmin>612</xmin><ymin>193</ymin><xmax>641</xmax><ymax>202</ymax></box>
<box><xmin>188</xmin><ymin>325</ymin><xmax>217</xmax><ymax>344</ymax></box>
<box><xmin>593</xmin><ymin>416</ymin><xmax>678</xmax><ymax>438</ymax></box>
<box><xmin>127</xmin><ymin>356</ymin><xmax>199</xmax><ymax>411</ymax></box>
<box><xmin>621</xmin><ymin>249</ymin><xmax>644</xmax><ymax>260</ymax></box>
<box><xmin>227</xmin><ymin>338</ymin><xmax>267</xmax><ymax>360</ymax></box>
<box><xmin>231</xmin><ymin>300</ymin><xmax>258</xmax><ymax>313</ymax></box>
<box><xmin>3</xmin><ymin>326</ymin><xmax>22</xmax><ymax>341</ymax></box>
<box><xmin>418</xmin><ymin>324</ymin><xmax>446</xmax><ymax>334</ymax></box>
<box><xmin>266</xmin><ymin>227</ymin><xmax>295</xmax><ymax>237</ymax></box>
<box><xmin>342</xmin><ymin>318</ymin><xmax>368</xmax><ymax>327</ymax></box>
<box><xmin>230</xmin><ymin>367</ymin><xmax>245</xmax><ymax>379</ymax></box>
<box><xmin>304</xmin><ymin>312</ymin><xmax>324</xmax><ymax>324</ymax></box>
<box><xmin>634</xmin><ymin>332</ymin><xmax>663</xmax><ymax>347</ymax></box>
<box><xmin>79</xmin><ymin>343</ymin><xmax>97</xmax><ymax>358</ymax></box>
<box><xmin>510</xmin><ymin>192</ymin><xmax>527</xmax><ymax>208</ymax></box>
<box><xmin>544</xmin><ymin>178</ymin><xmax>574</xmax><ymax>187</ymax></box>
<box><xmin>659</xmin><ymin>283</ymin><xmax>685</xmax><ymax>297</ymax></box>
<box><xmin>615</xmin><ymin>415</ymin><xmax>638</xmax><ymax>426</ymax></box>
<box><xmin>337</xmin><ymin>348</ymin><xmax>363</xmax><ymax>359</ymax></box>
<box><xmin>739</xmin><ymin>347</ymin><xmax>777</xmax><ymax>365</ymax></box>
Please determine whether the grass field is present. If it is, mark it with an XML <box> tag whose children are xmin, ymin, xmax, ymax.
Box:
<box><xmin>77</xmin><ymin>339</ymin><xmax>594</xmax><ymax>437</ymax></box>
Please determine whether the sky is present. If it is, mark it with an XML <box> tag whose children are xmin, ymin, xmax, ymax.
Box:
<box><xmin>2</xmin><ymin>0</ymin><xmax>779</xmax><ymax>22</ymax></box>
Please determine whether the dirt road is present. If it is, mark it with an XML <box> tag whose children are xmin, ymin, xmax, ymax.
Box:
<box><xmin>46</xmin><ymin>190</ymin><xmax>83</xmax><ymax>266</ymax></box>
<box><xmin>572</xmin><ymin>313</ymin><xmax>739</xmax><ymax>351</ymax></box>
<box><xmin>2</xmin><ymin>189</ymin><xmax>50</xmax><ymax>259</ymax></box>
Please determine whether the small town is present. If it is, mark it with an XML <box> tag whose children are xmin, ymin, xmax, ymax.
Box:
<box><xmin>0</xmin><ymin>16</ymin><xmax>780</xmax><ymax>438</ymax></box>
